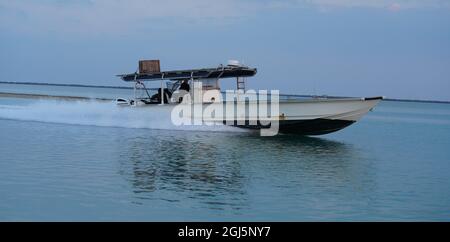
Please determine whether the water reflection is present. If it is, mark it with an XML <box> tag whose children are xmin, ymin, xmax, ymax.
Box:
<box><xmin>117</xmin><ymin>130</ymin><xmax>375</xmax><ymax>211</ymax></box>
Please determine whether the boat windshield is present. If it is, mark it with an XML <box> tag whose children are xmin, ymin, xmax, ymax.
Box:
<box><xmin>166</xmin><ymin>80</ymin><xmax>181</xmax><ymax>93</ymax></box>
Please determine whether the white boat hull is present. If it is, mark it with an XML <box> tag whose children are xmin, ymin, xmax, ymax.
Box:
<box><xmin>117</xmin><ymin>96</ymin><xmax>382</xmax><ymax>135</ymax></box>
<box><xmin>226</xmin><ymin>96</ymin><xmax>382</xmax><ymax>135</ymax></box>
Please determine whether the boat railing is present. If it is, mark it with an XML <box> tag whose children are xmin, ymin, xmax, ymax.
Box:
<box><xmin>137</xmin><ymin>88</ymin><xmax>336</xmax><ymax>101</ymax></box>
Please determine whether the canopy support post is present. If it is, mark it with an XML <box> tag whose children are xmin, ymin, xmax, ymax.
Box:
<box><xmin>133</xmin><ymin>72</ymin><xmax>137</xmax><ymax>105</ymax></box>
<box><xmin>160</xmin><ymin>73</ymin><xmax>165</xmax><ymax>105</ymax></box>
<box><xmin>190</xmin><ymin>72</ymin><xmax>194</xmax><ymax>104</ymax></box>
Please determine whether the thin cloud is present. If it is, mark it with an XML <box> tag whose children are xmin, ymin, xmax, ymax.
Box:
<box><xmin>387</xmin><ymin>3</ymin><xmax>402</xmax><ymax>12</ymax></box>
<box><xmin>0</xmin><ymin>0</ymin><xmax>448</xmax><ymax>35</ymax></box>
<box><xmin>302</xmin><ymin>0</ymin><xmax>450</xmax><ymax>10</ymax></box>
<box><xmin>0</xmin><ymin>0</ymin><xmax>262</xmax><ymax>34</ymax></box>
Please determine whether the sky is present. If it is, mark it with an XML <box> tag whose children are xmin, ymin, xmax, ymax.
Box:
<box><xmin>1</xmin><ymin>0</ymin><xmax>449</xmax><ymax>101</ymax></box>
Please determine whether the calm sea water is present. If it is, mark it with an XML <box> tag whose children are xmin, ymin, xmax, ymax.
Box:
<box><xmin>0</xmin><ymin>84</ymin><xmax>449</xmax><ymax>221</ymax></box>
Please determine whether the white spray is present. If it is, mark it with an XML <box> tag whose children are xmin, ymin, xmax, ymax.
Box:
<box><xmin>0</xmin><ymin>99</ymin><xmax>248</xmax><ymax>132</ymax></box>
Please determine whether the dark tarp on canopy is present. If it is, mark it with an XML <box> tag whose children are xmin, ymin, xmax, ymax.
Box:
<box><xmin>117</xmin><ymin>65</ymin><xmax>257</xmax><ymax>82</ymax></box>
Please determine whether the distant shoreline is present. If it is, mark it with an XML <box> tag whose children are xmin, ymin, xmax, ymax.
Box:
<box><xmin>0</xmin><ymin>92</ymin><xmax>113</xmax><ymax>101</ymax></box>
<box><xmin>1</xmin><ymin>81</ymin><xmax>449</xmax><ymax>104</ymax></box>
<box><xmin>0</xmin><ymin>81</ymin><xmax>133</xmax><ymax>90</ymax></box>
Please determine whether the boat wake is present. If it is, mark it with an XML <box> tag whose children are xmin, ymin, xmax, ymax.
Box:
<box><xmin>0</xmin><ymin>99</ymin><xmax>248</xmax><ymax>132</ymax></box>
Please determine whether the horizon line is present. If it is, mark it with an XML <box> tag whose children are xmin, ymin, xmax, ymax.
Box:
<box><xmin>1</xmin><ymin>81</ymin><xmax>449</xmax><ymax>104</ymax></box>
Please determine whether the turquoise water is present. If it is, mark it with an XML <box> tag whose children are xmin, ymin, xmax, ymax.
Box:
<box><xmin>0</xmin><ymin>84</ymin><xmax>449</xmax><ymax>221</ymax></box>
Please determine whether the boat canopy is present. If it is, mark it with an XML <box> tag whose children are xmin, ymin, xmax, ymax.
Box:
<box><xmin>117</xmin><ymin>65</ymin><xmax>257</xmax><ymax>82</ymax></box>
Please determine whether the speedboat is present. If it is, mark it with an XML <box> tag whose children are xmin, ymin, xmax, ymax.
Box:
<box><xmin>116</xmin><ymin>60</ymin><xmax>382</xmax><ymax>136</ymax></box>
